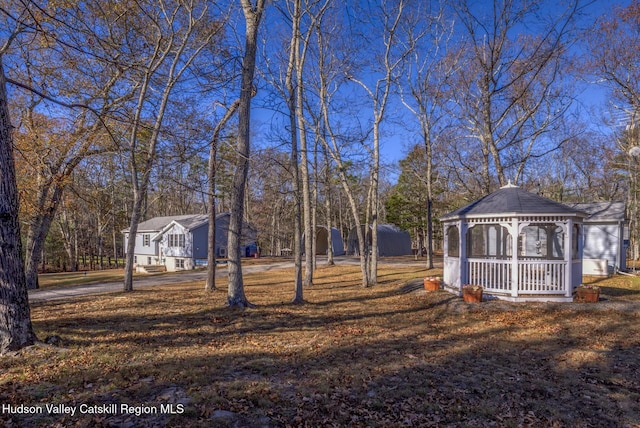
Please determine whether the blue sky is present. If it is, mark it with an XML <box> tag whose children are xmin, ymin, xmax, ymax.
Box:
<box><xmin>379</xmin><ymin>0</ymin><xmax>634</xmax><ymax>178</ymax></box>
<box><xmin>250</xmin><ymin>0</ymin><xmax>633</xmax><ymax>184</ymax></box>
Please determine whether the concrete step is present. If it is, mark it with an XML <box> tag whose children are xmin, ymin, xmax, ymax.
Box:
<box><xmin>137</xmin><ymin>265</ymin><xmax>167</xmax><ymax>274</ymax></box>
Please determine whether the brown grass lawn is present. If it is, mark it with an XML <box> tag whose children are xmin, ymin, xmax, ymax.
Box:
<box><xmin>38</xmin><ymin>269</ymin><xmax>130</xmax><ymax>289</ymax></box>
<box><xmin>2</xmin><ymin>264</ymin><xmax>640</xmax><ymax>427</ymax></box>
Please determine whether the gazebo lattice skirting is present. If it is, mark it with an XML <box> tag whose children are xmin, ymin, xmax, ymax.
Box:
<box><xmin>441</xmin><ymin>184</ymin><xmax>587</xmax><ymax>302</ymax></box>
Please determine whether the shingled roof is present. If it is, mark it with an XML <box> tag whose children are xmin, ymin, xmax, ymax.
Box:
<box><xmin>442</xmin><ymin>184</ymin><xmax>588</xmax><ymax>220</ymax></box>
<box><xmin>123</xmin><ymin>214</ymin><xmax>210</xmax><ymax>233</ymax></box>
<box><xmin>566</xmin><ymin>201</ymin><xmax>626</xmax><ymax>222</ymax></box>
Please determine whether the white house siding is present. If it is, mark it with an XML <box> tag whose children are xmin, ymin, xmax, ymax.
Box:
<box><xmin>583</xmin><ymin>223</ymin><xmax>622</xmax><ymax>272</ymax></box>
<box><xmin>160</xmin><ymin>223</ymin><xmax>202</xmax><ymax>271</ymax></box>
<box><xmin>164</xmin><ymin>256</ymin><xmax>194</xmax><ymax>271</ymax></box>
<box><xmin>124</xmin><ymin>233</ymin><xmax>160</xmax><ymax>266</ymax></box>
<box><xmin>161</xmin><ymin>223</ymin><xmax>193</xmax><ymax>259</ymax></box>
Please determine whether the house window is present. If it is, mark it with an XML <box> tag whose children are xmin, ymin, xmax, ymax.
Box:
<box><xmin>143</xmin><ymin>234</ymin><xmax>150</xmax><ymax>246</ymax></box>
<box><xmin>175</xmin><ymin>259</ymin><xmax>185</xmax><ymax>269</ymax></box>
<box><xmin>168</xmin><ymin>234</ymin><xmax>185</xmax><ymax>247</ymax></box>
<box><xmin>147</xmin><ymin>257</ymin><xmax>152</xmax><ymax>265</ymax></box>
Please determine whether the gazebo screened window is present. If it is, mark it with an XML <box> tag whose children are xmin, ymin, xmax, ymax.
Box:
<box><xmin>518</xmin><ymin>224</ymin><xmax>565</xmax><ymax>260</ymax></box>
<box><xmin>447</xmin><ymin>225</ymin><xmax>459</xmax><ymax>257</ymax></box>
<box><xmin>466</xmin><ymin>225</ymin><xmax>512</xmax><ymax>259</ymax></box>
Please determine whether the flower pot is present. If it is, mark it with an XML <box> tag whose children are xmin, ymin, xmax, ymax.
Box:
<box><xmin>462</xmin><ymin>287</ymin><xmax>483</xmax><ymax>303</ymax></box>
<box><xmin>423</xmin><ymin>278</ymin><xmax>440</xmax><ymax>291</ymax></box>
<box><xmin>575</xmin><ymin>287</ymin><xmax>600</xmax><ymax>303</ymax></box>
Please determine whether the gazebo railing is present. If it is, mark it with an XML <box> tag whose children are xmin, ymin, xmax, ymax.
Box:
<box><xmin>467</xmin><ymin>258</ymin><xmax>567</xmax><ymax>294</ymax></box>
<box><xmin>467</xmin><ymin>259</ymin><xmax>512</xmax><ymax>293</ymax></box>
<box><xmin>518</xmin><ymin>260</ymin><xmax>565</xmax><ymax>293</ymax></box>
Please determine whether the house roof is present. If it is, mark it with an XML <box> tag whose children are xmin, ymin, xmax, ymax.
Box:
<box><xmin>566</xmin><ymin>201</ymin><xmax>626</xmax><ymax>222</ymax></box>
<box><xmin>124</xmin><ymin>213</ymin><xmax>257</xmax><ymax>242</ymax></box>
<box><xmin>173</xmin><ymin>214</ymin><xmax>209</xmax><ymax>230</ymax></box>
<box><xmin>442</xmin><ymin>184</ymin><xmax>588</xmax><ymax>220</ymax></box>
<box><xmin>123</xmin><ymin>214</ymin><xmax>212</xmax><ymax>233</ymax></box>
<box><xmin>126</xmin><ymin>215</ymin><xmax>198</xmax><ymax>233</ymax></box>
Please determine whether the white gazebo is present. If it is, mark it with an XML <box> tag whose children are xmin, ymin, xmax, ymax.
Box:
<box><xmin>441</xmin><ymin>184</ymin><xmax>588</xmax><ymax>302</ymax></box>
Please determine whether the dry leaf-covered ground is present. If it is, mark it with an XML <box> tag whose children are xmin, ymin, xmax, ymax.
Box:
<box><xmin>2</xmin><ymin>263</ymin><xmax>640</xmax><ymax>427</ymax></box>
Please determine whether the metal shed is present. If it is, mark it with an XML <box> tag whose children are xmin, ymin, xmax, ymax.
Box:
<box><xmin>346</xmin><ymin>224</ymin><xmax>412</xmax><ymax>257</ymax></box>
<box><xmin>314</xmin><ymin>226</ymin><xmax>345</xmax><ymax>256</ymax></box>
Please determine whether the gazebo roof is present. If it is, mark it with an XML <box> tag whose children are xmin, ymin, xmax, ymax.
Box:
<box><xmin>442</xmin><ymin>184</ymin><xmax>588</xmax><ymax>220</ymax></box>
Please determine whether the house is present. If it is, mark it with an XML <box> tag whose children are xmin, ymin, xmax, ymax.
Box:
<box><xmin>346</xmin><ymin>224</ymin><xmax>412</xmax><ymax>257</ymax></box>
<box><xmin>566</xmin><ymin>202</ymin><xmax>627</xmax><ymax>275</ymax></box>
<box><xmin>122</xmin><ymin>213</ymin><xmax>258</xmax><ymax>272</ymax></box>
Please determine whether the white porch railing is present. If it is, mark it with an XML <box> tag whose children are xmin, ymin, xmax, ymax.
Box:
<box><xmin>467</xmin><ymin>258</ymin><xmax>567</xmax><ymax>295</ymax></box>
<box><xmin>468</xmin><ymin>259</ymin><xmax>512</xmax><ymax>293</ymax></box>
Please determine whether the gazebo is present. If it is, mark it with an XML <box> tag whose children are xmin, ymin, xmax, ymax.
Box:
<box><xmin>441</xmin><ymin>183</ymin><xmax>588</xmax><ymax>302</ymax></box>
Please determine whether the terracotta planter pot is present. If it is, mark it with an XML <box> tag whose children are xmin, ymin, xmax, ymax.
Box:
<box><xmin>423</xmin><ymin>278</ymin><xmax>440</xmax><ymax>291</ymax></box>
<box><xmin>575</xmin><ymin>287</ymin><xmax>600</xmax><ymax>303</ymax></box>
<box><xmin>462</xmin><ymin>287</ymin><xmax>483</xmax><ymax>303</ymax></box>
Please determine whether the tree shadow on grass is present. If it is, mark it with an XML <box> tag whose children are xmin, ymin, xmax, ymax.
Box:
<box><xmin>9</xmin><ymin>299</ymin><xmax>640</xmax><ymax>427</ymax></box>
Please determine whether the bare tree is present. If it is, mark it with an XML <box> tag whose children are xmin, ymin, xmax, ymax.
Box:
<box><xmin>205</xmin><ymin>100</ymin><xmax>240</xmax><ymax>292</ymax></box>
<box><xmin>586</xmin><ymin>2</ymin><xmax>640</xmax><ymax>259</ymax></box>
<box><xmin>295</xmin><ymin>0</ymin><xmax>330</xmax><ymax>288</ymax></box>
<box><xmin>587</xmin><ymin>2</ymin><xmax>640</xmax><ymax>115</ymax></box>
<box><xmin>400</xmin><ymin>4</ymin><xmax>459</xmax><ymax>269</ymax></box>
<box><xmin>6</xmin><ymin>1</ymin><xmax>129</xmax><ymax>289</ymax></box>
<box><xmin>313</xmin><ymin>4</ymin><xmax>372</xmax><ymax>287</ymax></box>
<box><xmin>450</xmin><ymin>0</ymin><xmax>581</xmax><ymax>193</ymax></box>
<box><xmin>348</xmin><ymin>0</ymin><xmax>408</xmax><ymax>285</ymax></box>
<box><xmin>284</xmin><ymin>0</ymin><xmax>305</xmax><ymax>303</ymax></box>
<box><xmin>0</xmin><ymin>21</ymin><xmax>36</xmax><ymax>353</ymax></box>
<box><xmin>122</xmin><ymin>0</ymin><xmax>224</xmax><ymax>292</ymax></box>
<box><xmin>226</xmin><ymin>0</ymin><xmax>266</xmax><ymax>308</ymax></box>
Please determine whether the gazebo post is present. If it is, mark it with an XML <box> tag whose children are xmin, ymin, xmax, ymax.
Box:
<box><xmin>511</xmin><ymin>217</ymin><xmax>519</xmax><ymax>297</ymax></box>
<box><xmin>565</xmin><ymin>218</ymin><xmax>573</xmax><ymax>298</ymax></box>
<box><xmin>459</xmin><ymin>220</ymin><xmax>467</xmax><ymax>292</ymax></box>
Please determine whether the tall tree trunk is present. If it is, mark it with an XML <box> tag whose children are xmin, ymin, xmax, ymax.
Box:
<box><xmin>425</xmin><ymin>137</ymin><xmax>434</xmax><ymax>269</ymax></box>
<box><xmin>324</xmin><ymin>146</ymin><xmax>335</xmax><ymax>266</ymax></box>
<box><xmin>0</xmin><ymin>58</ymin><xmax>37</xmax><ymax>354</ymax></box>
<box><xmin>294</xmin><ymin>10</ymin><xmax>314</xmax><ymax>289</ymax></box>
<box><xmin>369</xmin><ymin>129</ymin><xmax>380</xmax><ymax>285</ymax></box>
<box><xmin>112</xmin><ymin>227</ymin><xmax>118</xmax><ymax>269</ymax></box>
<box><xmin>206</xmin><ymin>100</ymin><xmax>240</xmax><ymax>292</ymax></box>
<box><xmin>24</xmin><ymin>185</ymin><xmax>63</xmax><ymax>289</ymax></box>
<box><xmin>124</xmin><ymin>188</ymin><xmax>144</xmax><ymax>291</ymax></box>
<box><xmin>290</xmin><ymin>101</ymin><xmax>304</xmax><ymax>302</ymax></box>
<box><xmin>227</xmin><ymin>0</ymin><xmax>265</xmax><ymax>308</ymax></box>
<box><xmin>286</xmin><ymin>0</ymin><xmax>304</xmax><ymax>303</ymax></box>
<box><xmin>315</xmin><ymin>23</ymin><xmax>369</xmax><ymax>287</ymax></box>
<box><xmin>59</xmin><ymin>202</ymin><xmax>78</xmax><ymax>272</ymax></box>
